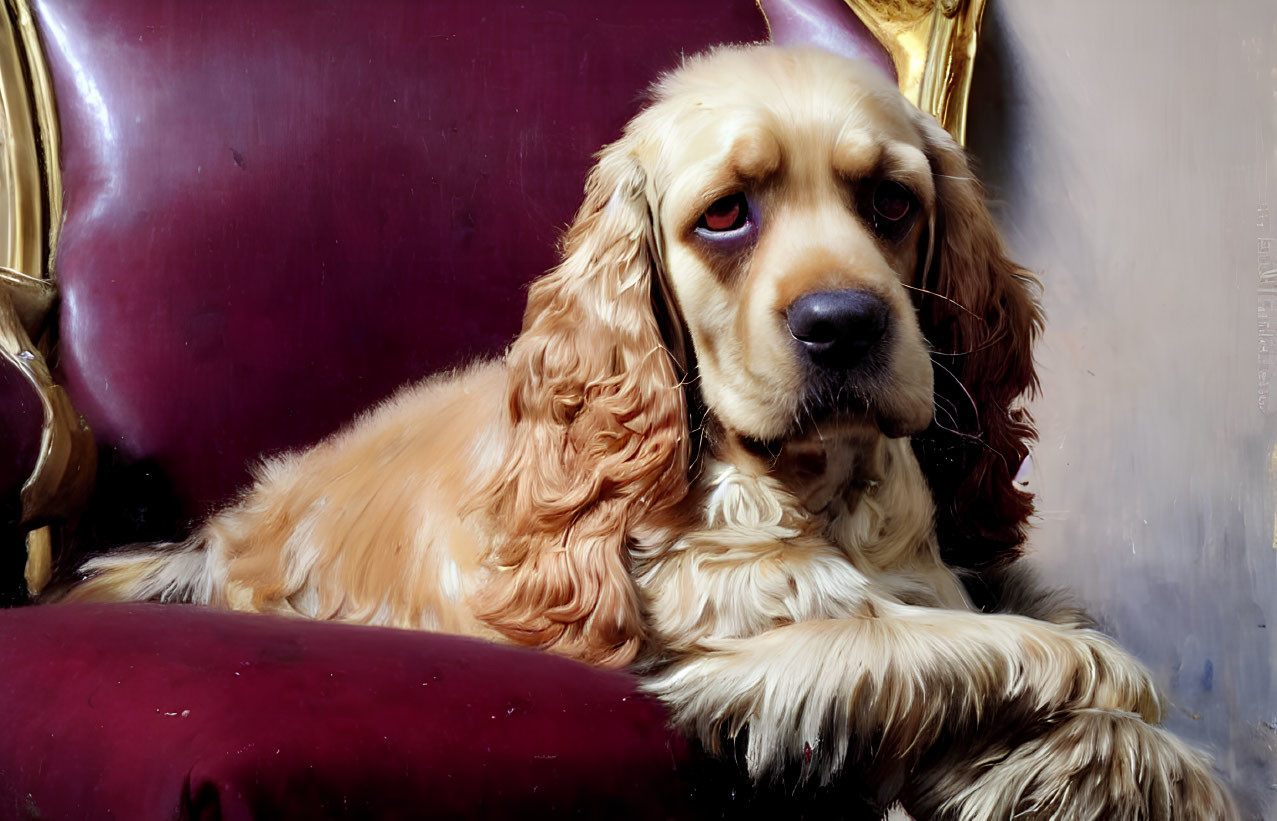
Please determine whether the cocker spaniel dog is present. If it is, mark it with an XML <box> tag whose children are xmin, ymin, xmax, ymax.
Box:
<box><xmin>64</xmin><ymin>46</ymin><xmax>1235</xmax><ymax>818</ymax></box>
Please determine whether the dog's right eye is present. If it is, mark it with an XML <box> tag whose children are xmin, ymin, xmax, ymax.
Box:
<box><xmin>864</xmin><ymin>180</ymin><xmax>918</xmax><ymax>241</ymax></box>
<box><xmin>697</xmin><ymin>193</ymin><xmax>750</xmax><ymax>233</ymax></box>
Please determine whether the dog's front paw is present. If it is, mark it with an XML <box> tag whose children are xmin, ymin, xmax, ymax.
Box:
<box><xmin>642</xmin><ymin>644</ymin><xmax>851</xmax><ymax>784</ymax></box>
<box><xmin>911</xmin><ymin>709</ymin><xmax>1236</xmax><ymax>821</ymax></box>
<box><xmin>644</xmin><ymin>650</ymin><xmax>778</xmax><ymax>777</ymax></box>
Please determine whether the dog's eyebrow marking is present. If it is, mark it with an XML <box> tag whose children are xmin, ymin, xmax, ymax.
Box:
<box><xmin>831</xmin><ymin>131</ymin><xmax>881</xmax><ymax>180</ymax></box>
<box><xmin>727</xmin><ymin>128</ymin><xmax>781</xmax><ymax>183</ymax></box>
<box><xmin>675</xmin><ymin>127</ymin><xmax>781</xmax><ymax>232</ymax></box>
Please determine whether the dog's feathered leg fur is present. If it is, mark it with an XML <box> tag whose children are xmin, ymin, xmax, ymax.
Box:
<box><xmin>644</xmin><ymin>600</ymin><xmax>1163</xmax><ymax>780</ymax></box>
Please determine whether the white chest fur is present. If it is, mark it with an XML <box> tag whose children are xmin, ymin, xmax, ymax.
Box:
<box><xmin>631</xmin><ymin>435</ymin><xmax>971</xmax><ymax>658</ymax></box>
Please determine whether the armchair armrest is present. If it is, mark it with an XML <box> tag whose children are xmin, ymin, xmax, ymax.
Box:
<box><xmin>0</xmin><ymin>603</ymin><xmax>698</xmax><ymax>818</ymax></box>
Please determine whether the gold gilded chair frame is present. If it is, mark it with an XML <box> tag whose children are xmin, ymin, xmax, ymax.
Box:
<box><xmin>844</xmin><ymin>0</ymin><xmax>985</xmax><ymax>145</ymax></box>
<box><xmin>0</xmin><ymin>0</ymin><xmax>981</xmax><ymax>596</ymax></box>
<box><xmin>0</xmin><ymin>0</ymin><xmax>95</xmax><ymax>593</ymax></box>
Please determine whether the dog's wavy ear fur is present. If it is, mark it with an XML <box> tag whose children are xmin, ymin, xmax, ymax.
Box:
<box><xmin>473</xmin><ymin>139</ymin><xmax>689</xmax><ymax>668</ymax></box>
<box><xmin>911</xmin><ymin>116</ymin><xmax>1043</xmax><ymax>571</ymax></box>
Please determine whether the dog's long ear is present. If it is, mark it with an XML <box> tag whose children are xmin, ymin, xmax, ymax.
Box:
<box><xmin>911</xmin><ymin>116</ymin><xmax>1043</xmax><ymax>570</ymax></box>
<box><xmin>473</xmin><ymin>139</ymin><xmax>689</xmax><ymax>668</ymax></box>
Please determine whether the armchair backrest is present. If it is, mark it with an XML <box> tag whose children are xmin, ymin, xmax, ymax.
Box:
<box><xmin>38</xmin><ymin>0</ymin><xmax>782</xmax><ymax>545</ymax></box>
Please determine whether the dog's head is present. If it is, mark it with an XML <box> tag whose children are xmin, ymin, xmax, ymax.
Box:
<box><xmin>632</xmin><ymin>47</ymin><xmax>939</xmax><ymax>444</ymax></box>
<box><xmin>479</xmin><ymin>46</ymin><xmax>1041</xmax><ymax>665</ymax></box>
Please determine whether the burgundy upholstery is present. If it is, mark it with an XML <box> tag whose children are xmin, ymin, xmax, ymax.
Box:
<box><xmin>0</xmin><ymin>2</ymin><xmax>892</xmax><ymax>817</ymax></box>
<box><xmin>0</xmin><ymin>603</ymin><xmax>692</xmax><ymax>818</ymax></box>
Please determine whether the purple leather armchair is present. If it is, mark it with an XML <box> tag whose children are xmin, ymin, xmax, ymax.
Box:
<box><xmin>0</xmin><ymin>1</ymin><xmax>916</xmax><ymax>816</ymax></box>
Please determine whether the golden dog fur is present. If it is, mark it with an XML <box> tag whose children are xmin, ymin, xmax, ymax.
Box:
<box><xmin>64</xmin><ymin>46</ymin><xmax>1235</xmax><ymax>818</ymax></box>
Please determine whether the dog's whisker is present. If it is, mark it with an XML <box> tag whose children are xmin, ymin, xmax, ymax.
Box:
<box><xmin>926</xmin><ymin>323</ymin><xmax>1015</xmax><ymax>359</ymax></box>
<box><xmin>929</xmin><ymin>357</ymin><xmax>981</xmax><ymax>429</ymax></box>
<box><xmin>901</xmin><ymin>282</ymin><xmax>980</xmax><ymax>320</ymax></box>
<box><xmin>928</xmin><ymin>408</ymin><xmax>982</xmax><ymax>446</ymax></box>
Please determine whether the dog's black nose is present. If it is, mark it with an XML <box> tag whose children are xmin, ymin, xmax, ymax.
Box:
<box><xmin>786</xmin><ymin>289</ymin><xmax>889</xmax><ymax>368</ymax></box>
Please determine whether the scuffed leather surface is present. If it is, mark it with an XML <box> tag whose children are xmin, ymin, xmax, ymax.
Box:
<box><xmin>0</xmin><ymin>603</ymin><xmax>694</xmax><ymax>818</ymax></box>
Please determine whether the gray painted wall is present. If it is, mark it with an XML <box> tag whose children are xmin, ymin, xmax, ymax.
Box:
<box><xmin>966</xmin><ymin>2</ymin><xmax>1277</xmax><ymax>815</ymax></box>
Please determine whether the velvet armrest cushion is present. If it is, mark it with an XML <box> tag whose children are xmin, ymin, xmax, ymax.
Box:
<box><xmin>0</xmin><ymin>603</ymin><xmax>702</xmax><ymax>819</ymax></box>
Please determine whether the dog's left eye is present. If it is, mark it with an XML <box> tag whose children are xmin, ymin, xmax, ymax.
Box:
<box><xmin>697</xmin><ymin>193</ymin><xmax>750</xmax><ymax>233</ymax></box>
<box><xmin>872</xmin><ymin>181</ymin><xmax>914</xmax><ymax>224</ymax></box>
